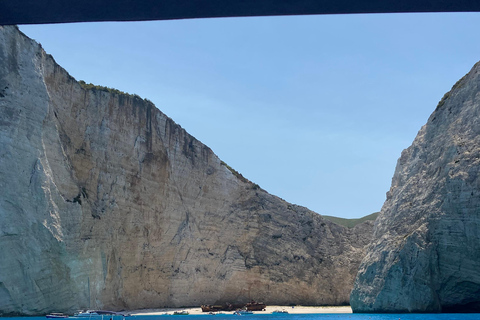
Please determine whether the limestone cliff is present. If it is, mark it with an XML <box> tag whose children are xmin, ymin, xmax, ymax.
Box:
<box><xmin>351</xmin><ymin>61</ymin><xmax>480</xmax><ymax>312</ymax></box>
<box><xmin>0</xmin><ymin>26</ymin><xmax>373</xmax><ymax>315</ymax></box>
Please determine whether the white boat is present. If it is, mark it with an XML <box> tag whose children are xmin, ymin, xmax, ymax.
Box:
<box><xmin>46</xmin><ymin>313</ymin><xmax>69</xmax><ymax>318</ymax></box>
<box><xmin>234</xmin><ymin>310</ymin><xmax>253</xmax><ymax>315</ymax></box>
<box><xmin>272</xmin><ymin>310</ymin><xmax>289</xmax><ymax>314</ymax></box>
<box><xmin>74</xmin><ymin>311</ymin><xmax>100</xmax><ymax>317</ymax></box>
<box><xmin>73</xmin><ymin>311</ymin><xmax>121</xmax><ymax>318</ymax></box>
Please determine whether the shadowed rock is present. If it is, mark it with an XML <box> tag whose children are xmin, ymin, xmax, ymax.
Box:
<box><xmin>351</xmin><ymin>61</ymin><xmax>480</xmax><ymax>313</ymax></box>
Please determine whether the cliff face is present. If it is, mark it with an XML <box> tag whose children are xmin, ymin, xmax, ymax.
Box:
<box><xmin>350</xmin><ymin>62</ymin><xmax>480</xmax><ymax>312</ymax></box>
<box><xmin>0</xmin><ymin>26</ymin><xmax>373</xmax><ymax>315</ymax></box>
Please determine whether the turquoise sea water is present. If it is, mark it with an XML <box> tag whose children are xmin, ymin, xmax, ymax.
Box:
<box><xmin>5</xmin><ymin>314</ymin><xmax>480</xmax><ymax>320</ymax></box>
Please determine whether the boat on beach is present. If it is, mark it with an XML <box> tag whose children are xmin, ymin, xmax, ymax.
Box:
<box><xmin>202</xmin><ymin>301</ymin><xmax>266</xmax><ymax>312</ymax></box>
<box><xmin>172</xmin><ymin>311</ymin><xmax>189</xmax><ymax>315</ymax></box>
<box><xmin>201</xmin><ymin>305</ymin><xmax>225</xmax><ymax>312</ymax></box>
<box><xmin>201</xmin><ymin>303</ymin><xmax>244</xmax><ymax>312</ymax></box>
<box><xmin>245</xmin><ymin>302</ymin><xmax>266</xmax><ymax>311</ymax></box>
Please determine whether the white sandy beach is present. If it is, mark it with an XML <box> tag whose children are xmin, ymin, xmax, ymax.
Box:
<box><xmin>129</xmin><ymin>306</ymin><xmax>352</xmax><ymax>315</ymax></box>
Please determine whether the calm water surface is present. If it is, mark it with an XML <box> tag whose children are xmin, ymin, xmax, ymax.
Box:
<box><xmin>5</xmin><ymin>314</ymin><xmax>480</xmax><ymax>320</ymax></box>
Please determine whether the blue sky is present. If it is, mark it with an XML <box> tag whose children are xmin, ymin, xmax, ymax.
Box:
<box><xmin>20</xmin><ymin>12</ymin><xmax>480</xmax><ymax>219</ymax></box>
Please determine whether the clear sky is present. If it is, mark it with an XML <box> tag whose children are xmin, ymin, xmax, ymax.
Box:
<box><xmin>20</xmin><ymin>12</ymin><xmax>480</xmax><ymax>219</ymax></box>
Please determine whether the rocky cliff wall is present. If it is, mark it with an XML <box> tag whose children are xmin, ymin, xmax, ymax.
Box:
<box><xmin>350</xmin><ymin>62</ymin><xmax>480</xmax><ymax>312</ymax></box>
<box><xmin>0</xmin><ymin>25</ymin><xmax>373</xmax><ymax>315</ymax></box>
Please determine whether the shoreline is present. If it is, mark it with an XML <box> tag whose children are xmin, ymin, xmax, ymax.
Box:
<box><xmin>129</xmin><ymin>306</ymin><xmax>352</xmax><ymax>315</ymax></box>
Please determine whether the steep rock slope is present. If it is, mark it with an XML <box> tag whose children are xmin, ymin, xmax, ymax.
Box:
<box><xmin>351</xmin><ymin>61</ymin><xmax>480</xmax><ymax>312</ymax></box>
<box><xmin>0</xmin><ymin>26</ymin><xmax>373</xmax><ymax>315</ymax></box>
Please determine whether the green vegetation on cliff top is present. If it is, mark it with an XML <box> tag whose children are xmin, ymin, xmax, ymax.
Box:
<box><xmin>79</xmin><ymin>80</ymin><xmax>132</xmax><ymax>96</ymax></box>
<box><xmin>78</xmin><ymin>80</ymin><xmax>152</xmax><ymax>103</ymax></box>
<box><xmin>323</xmin><ymin>212</ymin><xmax>379</xmax><ymax>228</ymax></box>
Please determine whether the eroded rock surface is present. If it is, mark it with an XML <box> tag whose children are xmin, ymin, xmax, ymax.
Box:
<box><xmin>351</xmin><ymin>62</ymin><xmax>480</xmax><ymax>312</ymax></box>
<box><xmin>0</xmin><ymin>26</ymin><xmax>373</xmax><ymax>315</ymax></box>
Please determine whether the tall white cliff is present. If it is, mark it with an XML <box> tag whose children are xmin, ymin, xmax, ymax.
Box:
<box><xmin>351</xmin><ymin>61</ymin><xmax>480</xmax><ymax>312</ymax></box>
<box><xmin>0</xmin><ymin>26</ymin><xmax>373</xmax><ymax>315</ymax></box>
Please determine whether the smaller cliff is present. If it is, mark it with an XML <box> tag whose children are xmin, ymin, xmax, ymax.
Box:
<box><xmin>323</xmin><ymin>212</ymin><xmax>379</xmax><ymax>228</ymax></box>
<box><xmin>0</xmin><ymin>25</ymin><xmax>374</xmax><ymax>315</ymax></box>
<box><xmin>351</xmin><ymin>61</ymin><xmax>480</xmax><ymax>313</ymax></box>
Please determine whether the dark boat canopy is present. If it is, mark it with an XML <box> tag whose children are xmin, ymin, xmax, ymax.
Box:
<box><xmin>2</xmin><ymin>0</ymin><xmax>480</xmax><ymax>25</ymax></box>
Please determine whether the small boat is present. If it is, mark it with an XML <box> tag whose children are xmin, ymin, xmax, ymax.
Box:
<box><xmin>46</xmin><ymin>313</ymin><xmax>69</xmax><ymax>318</ymax></box>
<box><xmin>173</xmin><ymin>311</ymin><xmax>189</xmax><ymax>315</ymax></box>
<box><xmin>73</xmin><ymin>310</ymin><xmax>121</xmax><ymax>318</ymax></box>
<box><xmin>234</xmin><ymin>310</ymin><xmax>253</xmax><ymax>315</ymax></box>
<box><xmin>74</xmin><ymin>311</ymin><xmax>100</xmax><ymax>317</ymax></box>
<box><xmin>272</xmin><ymin>310</ymin><xmax>289</xmax><ymax>314</ymax></box>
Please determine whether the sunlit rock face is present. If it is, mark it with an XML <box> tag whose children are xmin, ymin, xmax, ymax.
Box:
<box><xmin>351</xmin><ymin>61</ymin><xmax>480</xmax><ymax>313</ymax></box>
<box><xmin>0</xmin><ymin>25</ymin><xmax>374</xmax><ymax>315</ymax></box>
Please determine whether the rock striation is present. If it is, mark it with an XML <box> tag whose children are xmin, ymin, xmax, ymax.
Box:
<box><xmin>351</xmin><ymin>61</ymin><xmax>480</xmax><ymax>312</ymax></box>
<box><xmin>0</xmin><ymin>26</ymin><xmax>373</xmax><ymax>315</ymax></box>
